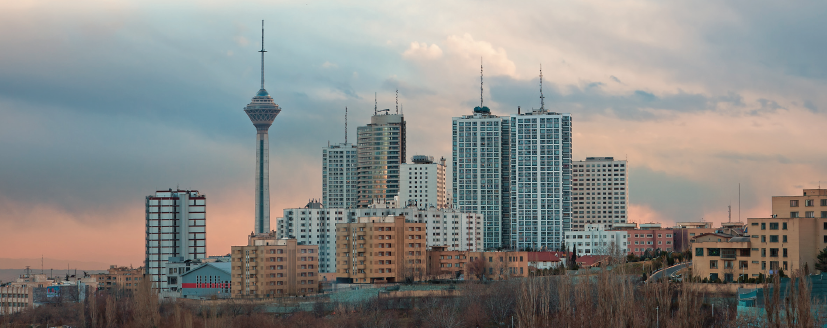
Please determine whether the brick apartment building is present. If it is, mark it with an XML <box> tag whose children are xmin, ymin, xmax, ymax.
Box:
<box><xmin>426</xmin><ymin>246</ymin><xmax>534</xmax><ymax>280</ymax></box>
<box><xmin>231</xmin><ymin>234</ymin><xmax>319</xmax><ymax>298</ymax></box>
<box><xmin>335</xmin><ymin>216</ymin><xmax>426</xmax><ymax>283</ymax></box>
<box><xmin>624</xmin><ymin>223</ymin><xmax>675</xmax><ymax>256</ymax></box>
<box><xmin>692</xmin><ymin>189</ymin><xmax>827</xmax><ymax>282</ymax></box>
<box><xmin>92</xmin><ymin>266</ymin><xmax>144</xmax><ymax>292</ymax></box>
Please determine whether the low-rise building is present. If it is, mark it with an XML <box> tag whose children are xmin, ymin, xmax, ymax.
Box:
<box><xmin>231</xmin><ymin>235</ymin><xmax>319</xmax><ymax>298</ymax></box>
<box><xmin>626</xmin><ymin>223</ymin><xmax>674</xmax><ymax>256</ymax></box>
<box><xmin>564</xmin><ymin>224</ymin><xmax>628</xmax><ymax>256</ymax></box>
<box><xmin>426</xmin><ymin>247</ymin><xmax>533</xmax><ymax>280</ymax></box>
<box><xmin>0</xmin><ymin>286</ymin><xmax>33</xmax><ymax>314</ymax></box>
<box><xmin>691</xmin><ymin>188</ymin><xmax>827</xmax><ymax>282</ymax></box>
<box><xmin>336</xmin><ymin>216</ymin><xmax>426</xmax><ymax>283</ymax></box>
<box><xmin>91</xmin><ymin>266</ymin><xmax>144</xmax><ymax>293</ymax></box>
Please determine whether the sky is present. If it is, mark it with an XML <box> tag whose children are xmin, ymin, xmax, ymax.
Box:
<box><xmin>1</xmin><ymin>0</ymin><xmax>826</xmax><ymax>267</ymax></box>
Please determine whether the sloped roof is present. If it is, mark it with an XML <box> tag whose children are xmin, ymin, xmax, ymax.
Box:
<box><xmin>180</xmin><ymin>262</ymin><xmax>232</xmax><ymax>278</ymax></box>
<box><xmin>576</xmin><ymin>255</ymin><xmax>609</xmax><ymax>267</ymax></box>
<box><xmin>528</xmin><ymin>252</ymin><xmax>561</xmax><ymax>262</ymax></box>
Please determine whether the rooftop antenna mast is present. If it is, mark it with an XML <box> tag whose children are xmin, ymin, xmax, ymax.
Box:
<box><xmin>480</xmin><ymin>57</ymin><xmax>484</xmax><ymax>108</ymax></box>
<box><xmin>396</xmin><ymin>89</ymin><xmax>399</xmax><ymax>114</ymax></box>
<box><xmin>259</xmin><ymin>20</ymin><xmax>267</xmax><ymax>90</ymax></box>
<box><xmin>374</xmin><ymin>92</ymin><xmax>377</xmax><ymax>115</ymax></box>
<box><xmin>345</xmin><ymin>106</ymin><xmax>348</xmax><ymax>144</ymax></box>
<box><xmin>540</xmin><ymin>64</ymin><xmax>545</xmax><ymax>111</ymax></box>
<box><xmin>728</xmin><ymin>204</ymin><xmax>731</xmax><ymax>223</ymax></box>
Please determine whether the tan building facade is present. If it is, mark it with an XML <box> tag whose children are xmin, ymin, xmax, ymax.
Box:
<box><xmin>91</xmin><ymin>266</ymin><xmax>144</xmax><ymax>292</ymax></box>
<box><xmin>0</xmin><ymin>286</ymin><xmax>33</xmax><ymax>315</ymax></box>
<box><xmin>231</xmin><ymin>234</ymin><xmax>319</xmax><ymax>298</ymax></box>
<box><xmin>336</xmin><ymin>216</ymin><xmax>426</xmax><ymax>283</ymax></box>
<box><xmin>691</xmin><ymin>189</ymin><xmax>827</xmax><ymax>282</ymax></box>
<box><xmin>426</xmin><ymin>247</ymin><xmax>530</xmax><ymax>280</ymax></box>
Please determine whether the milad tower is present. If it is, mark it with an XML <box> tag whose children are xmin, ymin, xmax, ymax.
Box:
<box><xmin>244</xmin><ymin>21</ymin><xmax>281</xmax><ymax>234</ymax></box>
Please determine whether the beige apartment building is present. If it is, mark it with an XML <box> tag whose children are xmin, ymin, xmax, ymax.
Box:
<box><xmin>692</xmin><ymin>189</ymin><xmax>827</xmax><ymax>281</ymax></box>
<box><xmin>0</xmin><ymin>286</ymin><xmax>33</xmax><ymax>315</ymax></box>
<box><xmin>231</xmin><ymin>234</ymin><xmax>319</xmax><ymax>298</ymax></box>
<box><xmin>91</xmin><ymin>266</ymin><xmax>144</xmax><ymax>292</ymax></box>
<box><xmin>336</xmin><ymin>216</ymin><xmax>426</xmax><ymax>283</ymax></box>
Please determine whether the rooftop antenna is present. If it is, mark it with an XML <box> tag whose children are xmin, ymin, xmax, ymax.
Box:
<box><xmin>480</xmin><ymin>57</ymin><xmax>484</xmax><ymax>108</ymax></box>
<box><xmin>738</xmin><ymin>183</ymin><xmax>741</xmax><ymax>222</ymax></box>
<box><xmin>395</xmin><ymin>89</ymin><xmax>399</xmax><ymax>114</ymax></box>
<box><xmin>540</xmin><ymin>64</ymin><xmax>545</xmax><ymax>111</ymax></box>
<box><xmin>345</xmin><ymin>106</ymin><xmax>348</xmax><ymax>144</ymax></box>
<box><xmin>728</xmin><ymin>204</ymin><xmax>731</xmax><ymax>223</ymax></box>
<box><xmin>259</xmin><ymin>20</ymin><xmax>267</xmax><ymax>90</ymax></box>
<box><xmin>374</xmin><ymin>92</ymin><xmax>377</xmax><ymax>115</ymax></box>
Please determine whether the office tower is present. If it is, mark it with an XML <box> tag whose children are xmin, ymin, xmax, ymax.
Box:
<box><xmin>322</xmin><ymin>143</ymin><xmax>358</xmax><ymax>209</ymax></box>
<box><xmin>244</xmin><ymin>21</ymin><xmax>281</xmax><ymax>233</ymax></box>
<box><xmin>399</xmin><ymin>155</ymin><xmax>447</xmax><ymax>209</ymax></box>
<box><xmin>452</xmin><ymin>107</ymin><xmax>505</xmax><ymax>250</ymax></box>
<box><xmin>570</xmin><ymin>157</ymin><xmax>628</xmax><ymax>230</ymax></box>
<box><xmin>356</xmin><ymin>110</ymin><xmax>406</xmax><ymax>207</ymax></box>
<box><xmin>145</xmin><ymin>189</ymin><xmax>206</xmax><ymax>292</ymax></box>
<box><xmin>503</xmin><ymin>109</ymin><xmax>572</xmax><ymax>250</ymax></box>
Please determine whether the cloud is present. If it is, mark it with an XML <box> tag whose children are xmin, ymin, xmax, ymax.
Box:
<box><xmin>321</xmin><ymin>61</ymin><xmax>338</xmax><ymax>68</ymax></box>
<box><xmin>610</xmin><ymin>75</ymin><xmax>622</xmax><ymax>83</ymax></box>
<box><xmin>402</xmin><ymin>42</ymin><xmax>443</xmax><ymax>60</ymax></box>
<box><xmin>381</xmin><ymin>76</ymin><xmax>435</xmax><ymax>97</ymax></box>
<box><xmin>444</xmin><ymin>33</ymin><xmax>517</xmax><ymax>78</ymax></box>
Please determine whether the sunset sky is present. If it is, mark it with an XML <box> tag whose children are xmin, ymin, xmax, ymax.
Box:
<box><xmin>1</xmin><ymin>0</ymin><xmax>825</xmax><ymax>267</ymax></box>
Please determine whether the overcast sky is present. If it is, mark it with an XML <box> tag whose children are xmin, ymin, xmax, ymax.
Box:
<box><xmin>1</xmin><ymin>0</ymin><xmax>825</xmax><ymax>266</ymax></box>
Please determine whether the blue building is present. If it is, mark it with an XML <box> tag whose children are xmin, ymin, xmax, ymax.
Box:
<box><xmin>178</xmin><ymin>262</ymin><xmax>231</xmax><ymax>299</ymax></box>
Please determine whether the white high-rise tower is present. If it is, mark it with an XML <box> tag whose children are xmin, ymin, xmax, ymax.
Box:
<box><xmin>244</xmin><ymin>21</ymin><xmax>281</xmax><ymax>234</ymax></box>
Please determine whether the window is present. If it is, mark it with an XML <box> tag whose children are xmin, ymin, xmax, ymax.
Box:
<box><xmin>769</xmin><ymin>223</ymin><xmax>779</xmax><ymax>230</ymax></box>
<box><xmin>791</xmin><ymin>212</ymin><xmax>799</xmax><ymax>218</ymax></box>
<box><xmin>739</xmin><ymin>261</ymin><xmax>748</xmax><ymax>269</ymax></box>
<box><xmin>790</xmin><ymin>200</ymin><xmax>799</xmax><ymax>207</ymax></box>
<box><xmin>806</xmin><ymin>211</ymin><xmax>815</xmax><ymax>218</ymax></box>
<box><xmin>783</xmin><ymin>222</ymin><xmax>787</xmax><ymax>230</ymax></box>
<box><xmin>823</xmin><ymin>211</ymin><xmax>827</xmax><ymax>219</ymax></box>
<box><xmin>783</xmin><ymin>248</ymin><xmax>788</xmax><ymax>258</ymax></box>
<box><xmin>761</xmin><ymin>223</ymin><xmax>766</xmax><ymax>230</ymax></box>
<box><xmin>822</xmin><ymin>199</ymin><xmax>827</xmax><ymax>206</ymax></box>
<box><xmin>769</xmin><ymin>235</ymin><xmax>779</xmax><ymax>243</ymax></box>
<box><xmin>710</xmin><ymin>260</ymin><xmax>718</xmax><ymax>269</ymax></box>
<box><xmin>707</xmin><ymin>248</ymin><xmax>720</xmax><ymax>256</ymax></box>
<box><xmin>761</xmin><ymin>235</ymin><xmax>766</xmax><ymax>243</ymax></box>
<box><xmin>806</xmin><ymin>199</ymin><xmax>814</xmax><ymax>207</ymax></box>
<box><xmin>783</xmin><ymin>235</ymin><xmax>787</xmax><ymax>243</ymax></box>
<box><xmin>770</xmin><ymin>248</ymin><xmax>779</xmax><ymax>257</ymax></box>
<box><xmin>761</xmin><ymin>249</ymin><xmax>766</xmax><ymax>257</ymax></box>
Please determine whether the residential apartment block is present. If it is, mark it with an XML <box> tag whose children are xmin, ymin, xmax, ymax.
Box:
<box><xmin>275</xmin><ymin>201</ymin><xmax>484</xmax><ymax>275</ymax></box>
<box><xmin>0</xmin><ymin>286</ymin><xmax>32</xmax><ymax>315</ymax></box>
<box><xmin>399</xmin><ymin>155</ymin><xmax>447</xmax><ymax>209</ymax></box>
<box><xmin>624</xmin><ymin>223</ymin><xmax>674</xmax><ymax>256</ymax></box>
<box><xmin>691</xmin><ymin>189</ymin><xmax>827</xmax><ymax>282</ymax></box>
<box><xmin>322</xmin><ymin>142</ymin><xmax>357</xmax><ymax>209</ymax></box>
<box><xmin>571</xmin><ymin>157</ymin><xmax>628</xmax><ymax>230</ymax></box>
<box><xmin>564</xmin><ymin>224</ymin><xmax>628</xmax><ymax>256</ymax></box>
<box><xmin>335</xmin><ymin>216</ymin><xmax>426</xmax><ymax>283</ymax></box>
<box><xmin>91</xmin><ymin>266</ymin><xmax>144</xmax><ymax>292</ymax></box>
<box><xmin>426</xmin><ymin>247</ymin><xmax>531</xmax><ymax>280</ymax></box>
<box><xmin>231</xmin><ymin>235</ymin><xmax>319</xmax><ymax>298</ymax></box>
<box><xmin>145</xmin><ymin>189</ymin><xmax>206</xmax><ymax>292</ymax></box>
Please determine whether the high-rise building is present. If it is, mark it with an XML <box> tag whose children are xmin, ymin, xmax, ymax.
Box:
<box><xmin>452</xmin><ymin>107</ymin><xmax>505</xmax><ymax>250</ymax></box>
<box><xmin>356</xmin><ymin>111</ymin><xmax>406</xmax><ymax>207</ymax></box>
<box><xmin>399</xmin><ymin>155</ymin><xmax>447</xmax><ymax>209</ymax></box>
<box><xmin>322</xmin><ymin>143</ymin><xmax>358</xmax><ymax>209</ymax></box>
<box><xmin>244</xmin><ymin>21</ymin><xmax>281</xmax><ymax>234</ymax></box>
<box><xmin>145</xmin><ymin>189</ymin><xmax>206</xmax><ymax>292</ymax></box>
<box><xmin>503</xmin><ymin>109</ymin><xmax>572</xmax><ymax>250</ymax></box>
<box><xmin>570</xmin><ymin>157</ymin><xmax>628</xmax><ymax>230</ymax></box>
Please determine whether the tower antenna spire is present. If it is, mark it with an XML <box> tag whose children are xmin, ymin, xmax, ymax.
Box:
<box><xmin>374</xmin><ymin>92</ymin><xmax>377</xmax><ymax>115</ymax></box>
<box><xmin>396</xmin><ymin>89</ymin><xmax>399</xmax><ymax>114</ymax></box>
<box><xmin>540</xmin><ymin>64</ymin><xmax>545</xmax><ymax>111</ymax></box>
<box><xmin>345</xmin><ymin>106</ymin><xmax>348</xmax><ymax>144</ymax></box>
<box><xmin>480</xmin><ymin>57</ymin><xmax>484</xmax><ymax>108</ymax></box>
<box><xmin>259</xmin><ymin>20</ymin><xmax>267</xmax><ymax>90</ymax></box>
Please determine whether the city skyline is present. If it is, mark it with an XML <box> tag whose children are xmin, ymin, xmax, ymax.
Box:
<box><xmin>1</xmin><ymin>0</ymin><xmax>826</xmax><ymax>266</ymax></box>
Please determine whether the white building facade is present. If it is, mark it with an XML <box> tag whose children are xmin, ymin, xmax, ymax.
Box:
<box><xmin>399</xmin><ymin>155</ymin><xmax>447</xmax><ymax>209</ymax></box>
<box><xmin>564</xmin><ymin>224</ymin><xmax>628</xmax><ymax>256</ymax></box>
<box><xmin>504</xmin><ymin>110</ymin><xmax>572</xmax><ymax>251</ymax></box>
<box><xmin>145</xmin><ymin>189</ymin><xmax>206</xmax><ymax>292</ymax></box>
<box><xmin>571</xmin><ymin>157</ymin><xmax>628</xmax><ymax>230</ymax></box>
<box><xmin>452</xmin><ymin>108</ymin><xmax>505</xmax><ymax>250</ymax></box>
<box><xmin>322</xmin><ymin>142</ymin><xmax>358</xmax><ymax>209</ymax></box>
<box><xmin>275</xmin><ymin>200</ymin><xmax>483</xmax><ymax>274</ymax></box>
